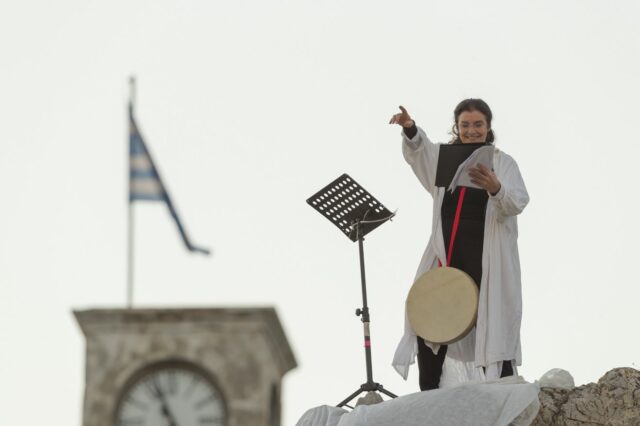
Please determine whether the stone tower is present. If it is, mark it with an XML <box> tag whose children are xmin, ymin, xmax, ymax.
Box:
<box><xmin>75</xmin><ymin>308</ymin><xmax>297</xmax><ymax>426</ymax></box>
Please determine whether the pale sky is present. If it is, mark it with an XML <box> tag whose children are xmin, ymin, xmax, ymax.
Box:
<box><xmin>1</xmin><ymin>1</ymin><xmax>640</xmax><ymax>425</ymax></box>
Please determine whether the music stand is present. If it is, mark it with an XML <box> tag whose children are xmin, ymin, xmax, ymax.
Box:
<box><xmin>307</xmin><ymin>173</ymin><xmax>397</xmax><ymax>408</ymax></box>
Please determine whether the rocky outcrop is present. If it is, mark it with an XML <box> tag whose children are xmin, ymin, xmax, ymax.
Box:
<box><xmin>532</xmin><ymin>367</ymin><xmax>640</xmax><ymax>425</ymax></box>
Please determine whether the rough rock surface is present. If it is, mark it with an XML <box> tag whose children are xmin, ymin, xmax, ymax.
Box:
<box><xmin>531</xmin><ymin>367</ymin><xmax>640</xmax><ymax>425</ymax></box>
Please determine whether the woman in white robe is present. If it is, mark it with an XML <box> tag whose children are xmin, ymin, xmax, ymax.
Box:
<box><xmin>389</xmin><ymin>101</ymin><xmax>529</xmax><ymax>388</ymax></box>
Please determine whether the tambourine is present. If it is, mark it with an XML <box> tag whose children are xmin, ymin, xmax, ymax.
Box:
<box><xmin>406</xmin><ymin>266</ymin><xmax>478</xmax><ymax>345</ymax></box>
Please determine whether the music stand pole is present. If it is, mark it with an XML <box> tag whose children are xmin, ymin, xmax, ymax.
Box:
<box><xmin>357</xmin><ymin>232</ymin><xmax>374</xmax><ymax>385</ymax></box>
<box><xmin>336</xmin><ymin>222</ymin><xmax>397</xmax><ymax>407</ymax></box>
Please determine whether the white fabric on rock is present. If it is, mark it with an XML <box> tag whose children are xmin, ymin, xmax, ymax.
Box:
<box><xmin>537</xmin><ymin>368</ymin><xmax>575</xmax><ymax>389</ymax></box>
<box><xmin>392</xmin><ymin>127</ymin><xmax>529</xmax><ymax>383</ymax></box>
<box><xmin>296</xmin><ymin>405</ymin><xmax>348</xmax><ymax>426</ymax></box>
<box><xmin>295</xmin><ymin>376</ymin><xmax>540</xmax><ymax>426</ymax></box>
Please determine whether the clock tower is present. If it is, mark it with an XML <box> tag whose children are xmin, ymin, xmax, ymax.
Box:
<box><xmin>75</xmin><ymin>308</ymin><xmax>297</xmax><ymax>426</ymax></box>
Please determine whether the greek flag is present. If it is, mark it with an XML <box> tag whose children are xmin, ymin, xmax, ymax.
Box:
<box><xmin>129</xmin><ymin>106</ymin><xmax>210</xmax><ymax>255</ymax></box>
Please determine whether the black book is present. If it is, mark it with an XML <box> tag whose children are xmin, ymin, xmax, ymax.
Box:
<box><xmin>435</xmin><ymin>143</ymin><xmax>489</xmax><ymax>188</ymax></box>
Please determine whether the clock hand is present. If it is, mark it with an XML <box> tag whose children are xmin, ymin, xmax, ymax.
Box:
<box><xmin>152</xmin><ymin>381</ymin><xmax>180</xmax><ymax>426</ymax></box>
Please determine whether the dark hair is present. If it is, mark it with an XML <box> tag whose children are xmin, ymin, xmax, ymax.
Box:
<box><xmin>450</xmin><ymin>98</ymin><xmax>495</xmax><ymax>144</ymax></box>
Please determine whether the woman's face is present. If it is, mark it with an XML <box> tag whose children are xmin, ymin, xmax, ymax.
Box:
<box><xmin>457</xmin><ymin>110</ymin><xmax>490</xmax><ymax>143</ymax></box>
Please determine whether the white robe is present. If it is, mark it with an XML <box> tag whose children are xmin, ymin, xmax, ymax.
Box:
<box><xmin>392</xmin><ymin>127</ymin><xmax>529</xmax><ymax>383</ymax></box>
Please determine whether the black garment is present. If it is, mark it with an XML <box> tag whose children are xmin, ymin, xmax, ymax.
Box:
<box><xmin>417</xmin><ymin>338</ymin><xmax>448</xmax><ymax>390</ymax></box>
<box><xmin>441</xmin><ymin>187</ymin><xmax>488</xmax><ymax>287</ymax></box>
<box><xmin>403</xmin><ymin>122</ymin><xmax>418</xmax><ymax>139</ymax></box>
<box><xmin>416</xmin><ymin>186</ymin><xmax>513</xmax><ymax>391</ymax></box>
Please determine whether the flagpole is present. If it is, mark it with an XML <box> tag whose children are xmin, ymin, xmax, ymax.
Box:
<box><xmin>127</xmin><ymin>76</ymin><xmax>136</xmax><ymax>309</ymax></box>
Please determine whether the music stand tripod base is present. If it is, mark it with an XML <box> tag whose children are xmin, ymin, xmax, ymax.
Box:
<box><xmin>307</xmin><ymin>173</ymin><xmax>398</xmax><ymax>408</ymax></box>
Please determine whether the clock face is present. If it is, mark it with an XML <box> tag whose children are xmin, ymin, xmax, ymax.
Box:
<box><xmin>115</xmin><ymin>361</ymin><xmax>227</xmax><ymax>426</ymax></box>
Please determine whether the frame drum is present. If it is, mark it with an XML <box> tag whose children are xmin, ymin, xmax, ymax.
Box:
<box><xmin>406</xmin><ymin>267</ymin><xmax>479</xmax><ymax>345</ymax></box>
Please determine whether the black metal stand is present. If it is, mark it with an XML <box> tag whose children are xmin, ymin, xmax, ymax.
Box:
<box><xmin>307</xmin><ymin>174</ymin><xmax>398</xmax><ymax>408</ymax></box>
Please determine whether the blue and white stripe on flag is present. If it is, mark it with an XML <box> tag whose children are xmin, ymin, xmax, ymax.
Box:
<box><xmin>129</xmin><ymin>119</ymin><xmax>165</xmax><ymax>202</ymax></box>
<box><xmin>129</xmin><ymin>106</ymin><xmax>210</xmax><ymax>255</ymax></box>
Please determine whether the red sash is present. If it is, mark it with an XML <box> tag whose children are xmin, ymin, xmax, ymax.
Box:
<box><xmin>439</xmin><ymin>187</ymin><xmax>467</xmax><ymax>267</ymax></box>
